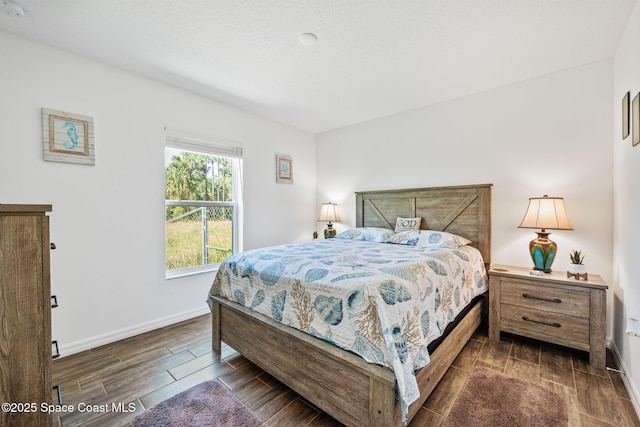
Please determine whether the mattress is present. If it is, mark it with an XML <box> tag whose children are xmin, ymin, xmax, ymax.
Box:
<box><xmin>207</xmin><ymin>238</ymin><xmax>488</xmax><ymax>411</ymax></box>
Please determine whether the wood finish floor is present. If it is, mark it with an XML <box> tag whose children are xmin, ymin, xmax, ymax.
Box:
<box><xmin>52</xmin><ymin>313</ymin><xmax>640</xmax><ymax>427</ymax></box>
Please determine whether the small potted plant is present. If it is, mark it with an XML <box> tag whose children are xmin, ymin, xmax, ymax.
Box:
<box><xmin>567</xmin><ymin>250</ymin><xmax>587</xmax><ymax>275</ymax></box>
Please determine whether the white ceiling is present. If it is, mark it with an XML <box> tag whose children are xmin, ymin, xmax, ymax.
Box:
<box><xmin>0</xmin><ymin>0</ymin><xmax>636</xmax><ymax>133</ymax></box>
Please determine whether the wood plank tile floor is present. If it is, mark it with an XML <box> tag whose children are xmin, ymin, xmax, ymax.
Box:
<box><xmin>52</xmin><ymin>314</ymin><xmax>640</xmax><ymax>426</ymax></box>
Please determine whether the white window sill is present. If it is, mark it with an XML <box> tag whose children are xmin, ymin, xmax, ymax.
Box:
<box><xmin>166</xmin><ymin>265</ymin><xmax>219</xmax><ymax>280</ymax></box>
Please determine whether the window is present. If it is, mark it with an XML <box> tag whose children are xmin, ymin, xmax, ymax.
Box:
<box><xmin>165</xmin><ymin>130</ymin><xmax>242</xmax><ymax>278</ymax></box>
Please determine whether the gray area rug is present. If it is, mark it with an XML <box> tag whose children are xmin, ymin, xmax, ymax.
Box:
<box><xmin>443</xmin><ymin>366</ymin><xmax>568</xmax><ymax>427</ymax></box>
<box><xmin>131</xmin><ymin>380</ymin><xmax>266</xmax><ymax>427</ymax></box>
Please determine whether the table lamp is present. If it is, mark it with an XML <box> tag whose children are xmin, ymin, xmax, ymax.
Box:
<box><xmin>318</xmin><ymin>202</ymin><xmax>341</xmax><ymax>239</ymax></box>
<box><xmin>518</xmin><ymin>195</ymin><xmax>573</xmax><ymax>272</ymax></box>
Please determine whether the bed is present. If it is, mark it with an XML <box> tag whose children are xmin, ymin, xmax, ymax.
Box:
<box><xmin>208</xmin><ymin>184</ymin><xmax>492</xmax><ymax>426</ymax></box>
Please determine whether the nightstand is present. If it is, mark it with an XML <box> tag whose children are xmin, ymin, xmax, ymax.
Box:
<box><xmin>488</xmin><ymin>264</ymin><xmax>608</xmax><ymax>369</ymax></box>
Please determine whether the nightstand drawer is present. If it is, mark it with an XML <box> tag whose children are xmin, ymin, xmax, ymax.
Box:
<box><xmin>501</xmin><ymin>304</ymin><xmax>590</xmax><ymax>345</ymax></box>
<box><xmin>500</xmin><ymin>279</ymin><xmax>590</xmax><ymax>318</ymax></box>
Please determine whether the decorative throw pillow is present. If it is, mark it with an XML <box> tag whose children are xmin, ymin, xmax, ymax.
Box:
<box><xmin>395</xmin><ymin>217</ymin><xmax>422</xmax><ymax>232</ymax></box>
<box><xmin>335</xmin><ymin>227</ymin><xmax>395</xmax><ymax>243</ymax></box>
<box><xmin>387</xmin><ymin>230</ymin><xmax>471</xmax><ymax>248</ymax></box>
<box><xmin>387</xmin><ymin>230</ymin><xmax>422</xmax><ymax>246</ymax></box>
<box><xmin>414</xmin><ymin>230</ymin><xmax>471</xmax><ymax>248</ymax></box>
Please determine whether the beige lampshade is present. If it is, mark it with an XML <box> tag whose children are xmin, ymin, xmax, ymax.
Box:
<box><xmin>518</xmin><ymin>195</ymin><xmax>573</xmax><ymax>231</ymax></box>
<box><xmin>317</xmin><ymin>202</ymin><xmax>341</xmax><ymax>223</ymax></box>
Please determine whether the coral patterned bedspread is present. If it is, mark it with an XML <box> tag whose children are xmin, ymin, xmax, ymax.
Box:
<box><xmin>207</xmin><ymin>238</ymin><xmax>487</xmax><ymax>413</ymax></box>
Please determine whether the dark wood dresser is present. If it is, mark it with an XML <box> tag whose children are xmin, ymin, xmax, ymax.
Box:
<box><xmin>0</xmin><ymin>204</ymin><xmax>55</xmax><ymax>427</ymax></box>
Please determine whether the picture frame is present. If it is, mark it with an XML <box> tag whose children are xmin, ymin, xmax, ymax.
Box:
<box><xmin>623</xmin><ymin>91</ymin><xmax>630</xmax><ymax>139</ymax></box>
<box><xmin>633</xmin><ymin>93</ymin><xmax>640</xmax><ymax>147</ymax></box>
<box><xmin>42</xmin><ymin>108</ymin><xmax>95</xmax><ymax>165</ymax></box>
<box><xmin>276</xmin><ymin>154</ymin><xmax>293</xmax><ymax>184</ymax></box>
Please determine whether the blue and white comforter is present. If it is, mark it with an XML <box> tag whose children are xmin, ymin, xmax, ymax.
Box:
<box><xmin>207</xmin><ymin>239</ymin><xmax>487</xmax><ymax>414</ymax></box>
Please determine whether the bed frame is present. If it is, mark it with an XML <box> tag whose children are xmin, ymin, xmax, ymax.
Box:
<box><xmin>210</xmin><ymin>183</ymin><xmax>492</xmax><ymax>426</ymax></box>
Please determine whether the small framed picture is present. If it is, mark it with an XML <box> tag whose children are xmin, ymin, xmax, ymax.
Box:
<box><xmin>623</xmin><ymin>91</ymin><xmax>630</xmax><ymax>139</ymax></box>
<box><xmin>276</xmin><ymin>154</ymin><xmax>293</xmax><ymax>184</ymax></box>
<box><xmin>42</xmin><ymin>108</ymin><xmax>95</xmax><ymax>165</ymax></box>
<box><xmin>633</xmin><ymin>93</ymin><xmax>640</xmax><ymax>147</ymax></box>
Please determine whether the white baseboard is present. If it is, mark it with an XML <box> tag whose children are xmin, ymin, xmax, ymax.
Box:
<box><xmin>609</xmin><ymin>340</ymin><xmax>640</xmax><ymax>418</ymax></box>
<box><xmin>57</xmin><ymin>305</ymin><xmax>211</xmax><ymax>357</ymax></box>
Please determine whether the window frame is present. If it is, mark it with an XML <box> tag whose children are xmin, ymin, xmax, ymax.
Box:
<box><xmin>165</xmin><ymin>129</ymin><xmax>242</xmax><ymax>279</ymax></box>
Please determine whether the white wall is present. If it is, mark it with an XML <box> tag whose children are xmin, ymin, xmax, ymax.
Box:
<box><xmin>0</xmin><ymin>31</ymin><xmax>317</xmax><ymax>355</ymax></box>
<box><xmin>613</xmin><ymin>0</ymin><xmax>640</xmax><ymax>411</ymax></box>
<box><xmin>318</xmin><ymin>60</ymin><xmax>613</xmax><ymax>287</ymax></box>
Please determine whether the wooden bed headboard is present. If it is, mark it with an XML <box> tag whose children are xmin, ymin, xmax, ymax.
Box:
<box><xmin>355</xmin><ymin>184</ymin><xmax>492</xmax><ymax>265</ymax></box>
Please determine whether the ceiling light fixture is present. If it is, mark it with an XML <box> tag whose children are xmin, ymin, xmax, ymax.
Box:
<box><xmin>298</xmin><ymin>32</ymin><xmax>318</xmax><ymax>46</ymax></box>
<box><xmin>1</xmin><ymin>0</ymin><xmax>24</xmax><ymax>17</ymax></box>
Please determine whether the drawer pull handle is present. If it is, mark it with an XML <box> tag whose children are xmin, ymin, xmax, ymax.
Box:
<box><xmin>52</xmin><ymin>340</ymin><xmax>60</xmax><ymax>359</ymax></box>
<box><xmin>522</xmin><ymin>316</ymin><xmax>561</xmax><ymax>328</ymax></box>
<box><xmin>53</xmin><ymin>384</ymin><xmax>63</xmax><ymax>406</ymax></box>
<box><xmin>522</xmin><ymin>293</ymin><xmax>561</xmax><ymax>304</ymax></box>
<box><xmin>51</xmin><ymin>295</ymin><xmax>59</xmax><ymax>308</ymax></box>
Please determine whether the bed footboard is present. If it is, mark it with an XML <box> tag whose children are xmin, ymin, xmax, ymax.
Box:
<box><xmin>210</xmin><ymin>295</ymin><xmax>487</xmax><ymax>427</ymax></box>
<box><xmin>211</xmin><ymin>296</ymin><xmax>397</xmax><ymax>426</ymax></box>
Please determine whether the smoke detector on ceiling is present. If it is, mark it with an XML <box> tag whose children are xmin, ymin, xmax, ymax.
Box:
<box><xmin>299</xmin><ymin>33</ymin><xmax>318</xmax><ymax>46</ymax></box>
<box><xmin>1</xmin><ymin>0</ymin><xmax>25</xmax><ymax>17</ymax></box>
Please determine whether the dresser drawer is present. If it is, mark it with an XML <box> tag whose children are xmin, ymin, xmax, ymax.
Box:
<box><xmin>500</xmin><ymin>279</ymin><xmax>590</xmax><ymax>318</ymax></box>
<box><xmin>501</xmin><ymin>303</ymin><xmax>590</xmax><ymax>346</ymax></box>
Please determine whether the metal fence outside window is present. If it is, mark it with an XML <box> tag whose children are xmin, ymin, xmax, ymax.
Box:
<box><xmin>165</xmin><ymin>203</ymin><xmax>234</xmax><ymax>271</ymax></box>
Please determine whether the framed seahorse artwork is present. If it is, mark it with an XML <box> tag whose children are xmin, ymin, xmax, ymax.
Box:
<box><xmin>275</xmin><ymin>153</ymin><xmax>293</xmax><ymax>184</ymax></box>
<box><xmin>42</xmin><ymin>108</ymin><xmax>95</xmax><ymax>165</ymax></box>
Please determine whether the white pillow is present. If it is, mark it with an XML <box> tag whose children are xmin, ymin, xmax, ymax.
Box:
<box><xmin>335</xmin><ymin>227</ymin><xmax>395</xmax><ymax>243</ymax></box>
<box><xmin>387</xmin><ymin>230</ymin><xmax>471</xmax><ymax>248</ymax></box>
<box><xmin>395</xmin><ymin>217</ymin><xmax>422</xmax><ymax>232</ymax></box>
